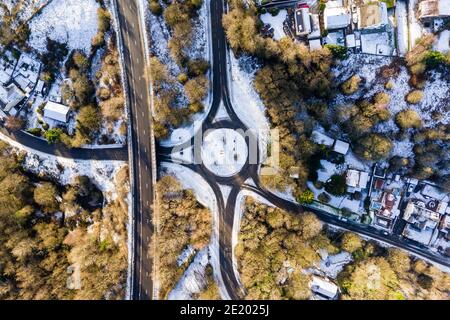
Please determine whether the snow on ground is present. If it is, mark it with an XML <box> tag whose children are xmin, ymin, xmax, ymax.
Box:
<box><xmin>168</xmin><ymin>248</ymin><xmax>210</xmax><ymax>300</ymax></box>
<box><xmin>333</xmin><ymin>54</ymin><xmax>450</xmax><ymax>133</ymax></box>
<box><xmin>396</xmin><ymin>0</ymin><xmax>408</xmax><ymax>56</ymax></box>
<box><xmin>24</xmin><ymin>154</ymin><xmax>125</xmax><ymax>201</ymax></box>
<box><xmin>177</xmin><ymin>245</ymin><xmax>195</xmax><ymax>267</ymax></box>
<box><xmin>0</xmin><ymin>0</ymin><xmax>49</xmax><ymax>24</ymax></box>
<box><xmin>29</xmin><ymin>0</ymin><xmax>100</xmax><ymax>54</ymax></box>
<box><xmin>219</xmin><ymin>184</ymin><xmax>232</xmax><ymax>204</ymax></box>
<box><xmin>228</xmin><ymin>52</ymin><xmax>270</xmax><ymax>161</ymax></box>
<box><xmin>319</xmin><ymin>251</ymin><xmax>353</xmax><ymax>279</ymax></box>
<box><xmin>160</xmin><ymin>162</ymin><xmax>230</xmax><ymax>300</ymax></box>
<box><xmin>392</xmin><ymin>139</ymin><xmax>415</xmax><ymax>159</ymax></box>
<box><xmin>201</xmin><ymin>128</ymin><xmax>248</xmax><ymax>177</ymax></box>
<box><xmin>232</xmin><ymin>189</ymin><xmax>275</xmax><ymax>291</ymax></box>
<box><xmin>260</xmin><ymin>10</ymin><xmax>287</xmax><ymax>41</ymax></box>
<box><xmin>213</xmin><ymin>101</ymin><xmax>231</xmax><ymax>122</ymax></box>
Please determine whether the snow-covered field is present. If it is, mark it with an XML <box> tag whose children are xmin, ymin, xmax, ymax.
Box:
<box><xmin>29</xmin><ymin>0</ymin><xmax>100</xmax><ymax>54</ymax></box>
<box><xmin>332</xmin><ymin>54</ymin><xmax>450</xmax><ymax>134</ymax></box>
<box><xmin>228</xmin><ymin>52</ymin><xmax>270</xmax><ymax>161</ymax></box>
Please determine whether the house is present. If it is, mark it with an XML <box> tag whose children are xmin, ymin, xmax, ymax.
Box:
<box><xmin>12</xmin><ymin>53</ymin><xmax>41</xmax><ymax>94</ymax></box>
<box><xmin>43</xmin><ymin>101</ymin><xmax>70</xmax><ymax>123</ymax></box>
<box><xmin>346</xmin><ymin>169</ymin><xmax>369</xmax><ymax>192</ymax></box>
<box><xmin>311</xmin><ymin>130</ymin><xmax>334</xmax><ymax>147</ymax></box>
<box><xmin>310</xmin><ymin>276</ymin><xmax>339</xmax><ymax>300</ymax></box>
<box><xmin>333</xmin><ymin>139</ymin><xmax>349</xmax><ymax>155</ymax></box>
<box><xmin>418</xmin><ymin>0</ymin><xmax>450</xmax><ymax>20</ymax></box>
<box><xmin>324</xmin><ymin>1</ymin><xmax>351</xmax><ymax>30</ymax></box>
<box><xmin>294</xmin><ymin>6</ymin><xmax>312</xmax><ymax>36</ymax></box>
<box><xmin>371</xmin><ymin>192</ymin><xmax>400</xmax><ymax>229</ymax></box>
<box><xmin>357</xmin><ymin>1</ymin><xmax>389</xmax><ymax>31</ymax></box>
<box><xmin>0</xmin><ymin>83</ymin><xmax>26</xmax><ymax>115</ymax></box>
<box><xmin>402</xmin><ymin>199</ymin><xmax>441</xmax><ymax>245</ymax></box>
<box><xmin>421</xmin><ymin>184</ymin><xmax>449</xmax><ymax>202</ymax></box>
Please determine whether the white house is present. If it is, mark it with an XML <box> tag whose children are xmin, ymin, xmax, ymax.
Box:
<box><xmin>333</xmin><ymin>139</ymin><xmax>350</xmax><ymax>155</ymax></box>
<box><xmin>346</xmin><ymin>169</ymin><xmax>369</xmax><ymax>192</ymax></box>
<box><xmin>324</xmin><ymin>1</ymin><xmax>351</xmax><ymax>30</ymax></box>
<box><xmin>44</xmin><ymin>101</ymin><xmax>70</xmax><ymax>123</ymax></box>
<box><xmin>310</xmin><ymin>276</ymin><xmax>339</xmax><ymax>300</ymax></box>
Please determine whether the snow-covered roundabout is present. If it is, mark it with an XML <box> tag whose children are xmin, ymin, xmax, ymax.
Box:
<box><xmin>201</xmin><ymin>128</ymin><xmax>248</xmax><ymax>177</ymax></box>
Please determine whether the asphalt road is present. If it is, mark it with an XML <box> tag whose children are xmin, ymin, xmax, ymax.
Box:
<box><xmin>0</xmin><ymin>128</ymin><xmax>128</xmax><ymax>161</ymax></box>
<box><xmin>116</xmin><ymin>0</ymin><xmax>154</xmax><ymax>300</ymax></box>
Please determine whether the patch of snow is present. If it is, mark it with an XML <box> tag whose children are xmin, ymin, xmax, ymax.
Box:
<box><xmin>201</xmin><ymin>128</ymin><xmax>248</xmax><ymax>177</ymax></box>
<box><xmin>228</xmin><ymin>52</ymin><xmax>270</xmax><ymax>161</ymax></box>
<box><xmin>177</xmin><ymin>245</ymin><xmax>195</xmax><ymax>267</ymax></box>
<box><xmin>260</xmin><ymin>10</ymin><xmax>287</xmax><ymax>41</ymax></box>
<box><xmin>168</xmin><ymin>248</ymin><xmax>210</xmax><ymax>300</ymax></box>
<box><xmin>219</xmin><ymin>184</ymin><xmax>232</xmax><ymax>204</ymax></box>
<box><xmin>319</xmin><ymin>251</ymin><xmax>353</xmax><ymax>279</ymax></box>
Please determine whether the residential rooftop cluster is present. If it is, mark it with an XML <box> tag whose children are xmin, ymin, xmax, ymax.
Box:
<box><xmin>307</xmin><ymin>130</ymin><xmax>450</xmax><ymax>259</ymax></box>
<box><xmin>260</xmin><ymin>0</ymin><xmax>450</xmax><ymax>56</ymax></box>
<box><xmin>0</xmin><ymin>51</ymin><xmax>70</xmax><ymax>125</ymax></box>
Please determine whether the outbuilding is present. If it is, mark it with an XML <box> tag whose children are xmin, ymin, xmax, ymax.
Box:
<box><xmin>44</xmin><ymin>101</ymin><xmax>70</xmax><ymax>123</ymax></box>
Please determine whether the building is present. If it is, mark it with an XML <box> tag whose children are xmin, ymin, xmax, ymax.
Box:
<box><xmin>0</xmin><ymin>83</ymin><xmax>26</xmax><ymax>116</ymax></box>
<box><xmin>333</xmin><ymin>139</ymin><xmax>349</xmax><ymax>155</ymax></box>
<box><xmin>43</xmin><ymin>101</ymin><xmax>70</xmax><ymax>123</ymax></box>
<box><xmin>311</xmin><ymin>130</ymin><xmax>334</xmax><ymax>147</ymax></box>
<box><xmin>421</xmin><ymin>184</ymin><xmax>449</xmax><ymax>202</ymax></box>
<box><xmin>294</xmin><ymin>6</ymin><xmax>312</xmax><ymax>36</ymax></box>
<box><xmin>418</xmin><ymin>0</ymin><xmax>450</xmax><ymax>20</ymax></box>
<box><xmin>12</xmin><ymin>54</ymin><xmax>40</xmax><ymax>94</ymax></box>
<box><xmin>357</xmin><ymin>1</ymin><xmax>389</xmax><ymax>30</ymax></box>
<box><xmin>346</xmin><ymin>169</ymin><xmax>369</xmax><ymax>191</ymax></box>
<box><xmin>346</xmin><ymin>169</ymin><xmax>369</xmax><ymax>192</ymax></box>
<box><xmin>402</xmin><ymin>200</ymin><xmax>441</xmax><ymax>245</ymax></box>
<box><xmin>324</xmin><ymin>1</ymin><xmax>351</xmax><ymax>30</ymax></box>
<box><xmin>310</xmin><ymin>276</ymin><xmax>339</xmax><ymax>300</ymax></box>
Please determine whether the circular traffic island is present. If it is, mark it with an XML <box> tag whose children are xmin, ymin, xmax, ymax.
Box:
<box><xmin>201</xmin><ymin>128</ymin><xmax>248</xmax><ymax>177</ymax></box>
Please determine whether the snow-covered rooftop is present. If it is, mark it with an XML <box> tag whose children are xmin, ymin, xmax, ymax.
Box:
<box><xmin>44</xmin><ymin>101</ymin><xmax>70</xmax><ymax>123</ymax></box>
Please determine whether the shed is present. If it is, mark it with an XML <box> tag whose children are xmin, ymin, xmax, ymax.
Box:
<box><xmin>333</xmin><ymin>139</ymin><xmax>349</xmax><ymax>155</ymax></box>
<box><xmin>44</xmin><ymin>101</ymin><xmax>70</xmax><ymax>123</ymax></box>
<box><xmin>324</xmin><ymin>1</ymin><xmax>351</xmax><ymax>30</ymax></box>
<box><xmin>312</xmin><ymin>130</ymin><xmax>334</xmax><ymax>146</ymax></box>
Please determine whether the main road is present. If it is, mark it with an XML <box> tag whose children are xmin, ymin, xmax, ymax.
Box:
<box><xmin>115</xmin><ymin>0</ymin><xmax>155</xmax><ymax>300</ymax></box>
